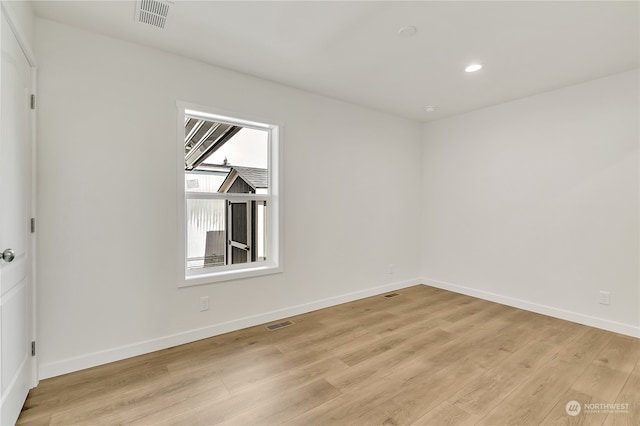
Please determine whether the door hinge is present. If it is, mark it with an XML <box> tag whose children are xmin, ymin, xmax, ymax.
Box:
<box><xmin>30</xmin><ymin>94</ymin><xmax>36</xmax><ymax>110</ymax></box>
<box><xmin>31</xmin><ymin>341</ymin><xmax>36</xmax><ymax>356</ymax></box>
<box><xmin>31</xmin><ymin>218</ymin><xmax>36</xmax><ymax>233</ymax></box>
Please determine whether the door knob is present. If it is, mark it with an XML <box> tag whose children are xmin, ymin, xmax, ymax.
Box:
<box><xmin>1</xmin><ymin>249</ymin><xmax>15</xmax><ymax>262</ymax></box>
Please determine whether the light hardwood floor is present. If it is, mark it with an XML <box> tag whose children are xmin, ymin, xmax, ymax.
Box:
<box><xmin>17</xmin><ymin>285</ymin><xmax>640</xmax><ymax>426</ymax></box>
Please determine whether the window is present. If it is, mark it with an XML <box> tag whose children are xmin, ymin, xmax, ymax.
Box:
<box><xmin>177</xmin><ymin>103</ymin><xmax>281</xmax><ymax>286</ymax></box>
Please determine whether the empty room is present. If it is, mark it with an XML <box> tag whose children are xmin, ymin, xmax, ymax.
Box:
<box><xmin>1</xmin><ymin>0</ymin><xmax>638</xmax><ymax>425</ymax></box>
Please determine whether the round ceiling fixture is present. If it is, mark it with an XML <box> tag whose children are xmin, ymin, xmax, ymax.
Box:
<box><xmin>465</xmin><ymin>64</ymin><xmax>483</xmax><ymax>73</ymax></box>
<box><xmin>397</xmin><ymin>26</ymin><xmax>417</xmax><ymax>38</ymax></box>
<box><xmin>425</xmin><ymin>105</ymin><xmax>438</xmax><ymax>112</ymax></box>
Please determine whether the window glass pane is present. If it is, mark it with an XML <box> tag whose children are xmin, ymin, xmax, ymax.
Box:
<box><xmin>187</xmin><ymin>198</ymin><xmax>268</xmax><ymax>270</ymax></box>
<box><xmin>184</xmin><ymin>119</ymin><xmax>269</xmax><ymax>194</ymax></box>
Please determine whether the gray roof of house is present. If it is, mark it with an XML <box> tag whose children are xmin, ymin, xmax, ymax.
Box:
<box><xmin>229</xmin><ymin>166</ymin><xmax>268</xmax><ymax>189</ymax></box>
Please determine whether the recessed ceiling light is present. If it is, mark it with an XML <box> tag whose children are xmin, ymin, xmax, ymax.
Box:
<box><xmin>425</xmin><ymin>105</ymin><xmax>438</xmax><ymax>112</ymax></box>
<box><xmin>465</xmin><ymin>64</ymin><xmax>483</xmax><ymax>73</ymax></box>
<box><xmin>398</xmin><ymin>26</ymin><xmax>417</xmax><ymax>38</ymax></box>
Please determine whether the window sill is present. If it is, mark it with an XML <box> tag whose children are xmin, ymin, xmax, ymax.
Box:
<box><xmin>180</xmin><ymin>264</ymin><xmax>283</xmax><ymax>287</ymax></box>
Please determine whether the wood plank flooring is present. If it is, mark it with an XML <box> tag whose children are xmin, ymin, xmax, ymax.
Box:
<box><xmin>17</xmin><ymin>285</ymin><xmax>640</xmax><ymax>426</ymax></box>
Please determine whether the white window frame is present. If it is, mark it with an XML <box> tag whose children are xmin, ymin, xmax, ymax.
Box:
<box><xmin>176</xmin><ymin>101</ymin><xmax>283</xmax><ymax>287</ymax></box>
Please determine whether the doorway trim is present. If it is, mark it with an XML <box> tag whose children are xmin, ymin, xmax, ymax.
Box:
<box><xmin>1</xmin><ymin>1</ymin><xmax>38</xmax><ymax>388</ymax></box>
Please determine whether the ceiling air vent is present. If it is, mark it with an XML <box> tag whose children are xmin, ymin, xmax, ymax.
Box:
<box><xmin>135</xmin><ymin>0</ymin><xmax>174</xmax><ymax>29</ymax></box>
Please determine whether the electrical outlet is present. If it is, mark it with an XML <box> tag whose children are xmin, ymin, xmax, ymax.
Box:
<box><xmin>200</xmin><ymin>296</ymin><xmax>209</xmax><ymax>311</ymax></box>
<box><xmin>599</xmin><ymin>291</ymin><xmax>610</xmax><ymax>305</ymax></box>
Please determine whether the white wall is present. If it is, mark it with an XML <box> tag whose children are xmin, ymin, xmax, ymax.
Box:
<box><xmin>35</xmin><ymin>18</ymin><xmax>422</xmax><ymax>378</ymax></box>
<box><xmin>1</xmin><ymin>1</ymin><xmax>34</xmax><ymax>51</ymax></box>
<box><xmin>421</xmin><ymin>70</ymin><xmax>640</xmax><ymax>336</ymax></box>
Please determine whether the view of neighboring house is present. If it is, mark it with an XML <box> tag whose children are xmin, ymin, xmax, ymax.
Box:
<box><xmin>185</xmin><ymin>118</ymin><xmax>269</xmax><ymax>269</ymax></box>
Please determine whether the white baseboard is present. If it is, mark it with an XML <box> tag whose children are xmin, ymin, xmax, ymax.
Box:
<box><xmin>422</xmin><ymin>277</ymin><xmax>640</xmax><ymax>338</ymax></box>
<box><xmin>39</xmin><ymin>278</ymin><xmax>422</xmax><ymax>379</ymax></box>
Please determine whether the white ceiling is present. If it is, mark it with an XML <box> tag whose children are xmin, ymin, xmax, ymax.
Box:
<box><xmin>33</xmin><ymin>1</ymin><xmax>639</xmax><ymax>122</ymax></box>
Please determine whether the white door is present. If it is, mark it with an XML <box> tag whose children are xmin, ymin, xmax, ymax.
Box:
<box><xmin>0</xmin><ymin>12</ymin><xmax>33</xmax><ymax>426</ymax></box>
